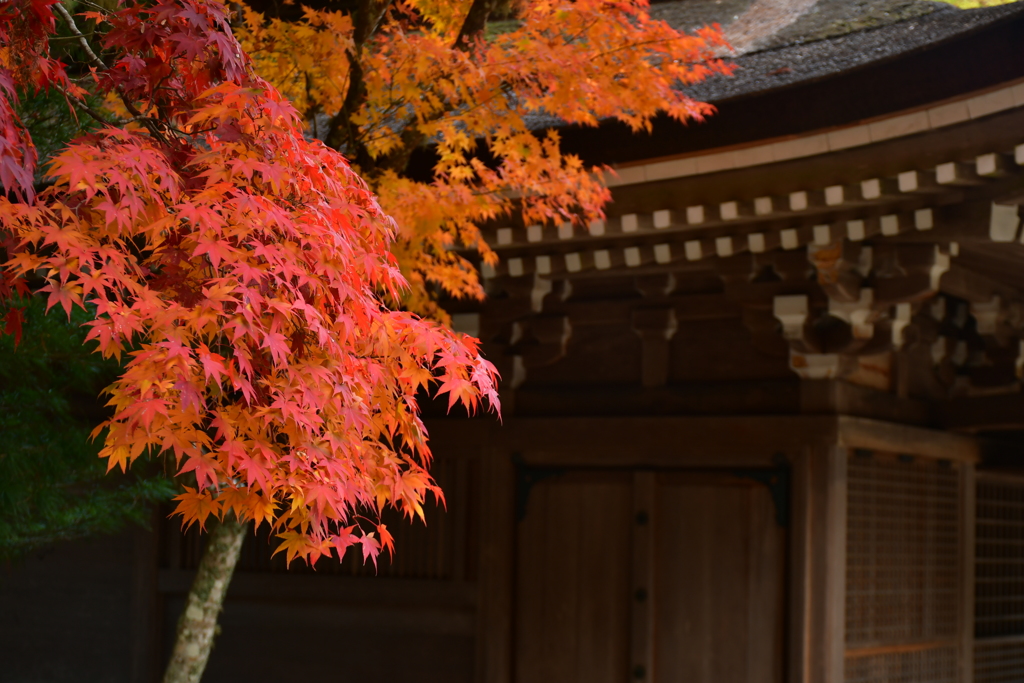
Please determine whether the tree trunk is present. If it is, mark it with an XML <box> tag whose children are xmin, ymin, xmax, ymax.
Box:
<box><xmin>162</xmin><ymin>516</ymin><xmax>247</xmax><ymax>683</ymax></box>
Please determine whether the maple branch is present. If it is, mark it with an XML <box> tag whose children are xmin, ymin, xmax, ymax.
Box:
<box><xmin>52</xmin><ymin>3</ymin><xmax>106</xmax><ymax>70</ymax></box>
<box><xmin>55</xmin><ymin>85</ymin><xmax>122</xmax><ymax>127</ymax></box>
<box><xmin>52</xmin><ymin>3</ymin><xmax>174</xmax><ymax>147</ymax></box>
<box><xmin>324</xmin><ymin>0</ymin><xmax>393</xmax><ymax>166</ymax></box>
<box><xmin>353</xmin><ymin>0</ymin><xmax>393</xmax><ymax>46</ymax></box>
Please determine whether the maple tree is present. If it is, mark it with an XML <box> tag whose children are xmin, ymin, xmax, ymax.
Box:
<box><xmin>0</xmin><ymin>0</ymin><xmax>499</xmax><ymax>679</ymax></box>
<box><xmin>1</xmin><ymin>0</ymin><xmax>728</xmax><ymax>678</ymax></box>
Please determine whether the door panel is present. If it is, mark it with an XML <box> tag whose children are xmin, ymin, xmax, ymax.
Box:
<box><xmin>515</xmin><ymin>469</ymin><xmax>786</xmax><ymax>683</ymax></box>
<box><xmin>654</xmin><ymin>477</ymin><xmax>785</xmax><ymax>683</ymax></box>
<box><xmin>516</xmin><ymin>472</ymin><xmax>633</xmax><ymax>683</ymax></box>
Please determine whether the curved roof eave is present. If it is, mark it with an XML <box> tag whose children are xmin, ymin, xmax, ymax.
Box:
<box><xmin>532</xmin><ymin>3</ymin><xmax>1024</xmax><ymax>167</ymax></box>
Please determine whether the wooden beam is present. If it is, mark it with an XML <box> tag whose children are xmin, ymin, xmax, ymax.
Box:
<box><xmin>426</xmin><ymin>416</ymin><xmax>984</xmax><ymax>468</ymax></box>
<box><xmin>934</xmin><ymin>392</ymin><xmax>1024</xmax><ymax>434</ymax></box>
<box><xmin>844</xmin><ymin>640</ymin><xmax>959</xmax><ymax>658</ymax></box>
<box><xmin>800</xmin><ymin>380</ymin><xmax>929</xmax><ymax>425</ymax></box>
<box><xmin>158</xmin><ymin>570</ymin><xmax>476</xmax><ymax>608</ymax></box>
<box><xmin>487</xmin><ymin>416</ymin><xmax>842</xmax><ymax>468</ymax></box>
<box><xmin>836</xmin><ymin>416</ymin><xmax>981</xmax><ymax>463</ymax></box>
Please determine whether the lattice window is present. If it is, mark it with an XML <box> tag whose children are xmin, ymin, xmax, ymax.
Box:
<box><xmin>976</xmin><ymin>640</ymin><xmax>1024</xmax><ymax>683</ymax></box>
<box><xmin>162</xmin><ymin>455</ymin><xmax>479</xmax><ymax>580</ymax></box>
<box><xmin>975</xmin><ymin>474</ymin><xmax>1024</xmax><ymax>683</ymax></box>
<box><xmin>845</xmin><ymin>450</ymin><xmax>961</xmax><ymax>682</ymax></box>
<box><xmin>845</xmin><ymin>646</ymin><xmax>958</xmax><ymax>683</ymax></box>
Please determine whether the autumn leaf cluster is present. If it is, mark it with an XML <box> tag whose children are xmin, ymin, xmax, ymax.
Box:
<box><xmin>0</xmin><ymin>0</ymin><xmax>498</xmax><ymax>565</ymax></box>
<box><xmin>238</xmin><ymin>0</ymin><xmax>733</xmax><ymax>316</ymax></box>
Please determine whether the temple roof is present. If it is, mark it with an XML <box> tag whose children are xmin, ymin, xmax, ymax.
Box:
<box><xmin>683</xmin><ymin>1</ymin><xmax>1024</xmax><ymax>104</ymax></box>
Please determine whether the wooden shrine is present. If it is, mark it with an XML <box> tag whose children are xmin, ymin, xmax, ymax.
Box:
<box><xmin>6</xmin><ymin>3</ymin><xmax>1024</xmax><ymax>683</ymax></box>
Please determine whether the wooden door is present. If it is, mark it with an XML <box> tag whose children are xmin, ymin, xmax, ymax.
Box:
<box><xmin>515</xmin><ymin>470</ymin><xmax>785</xmax><ymax>683</ymax></box>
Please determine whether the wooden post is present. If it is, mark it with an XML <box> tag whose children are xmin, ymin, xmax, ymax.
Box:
<box><xmin>630</xmin><ymin>471</ymin><xmax>656</xmax><ymax>683</ymax></box>
<box><xmin>960</xmin><ymin>463</ymin><xmax>976</xmax><ymax>683</ymax></box>
<box><xmin>788</xmin><ymin>447</ymin><xmax>813</xmax><ymax>683</ymax></box>
<box><xmin>476</xmin><ymin>447</ymin><xmax>515</xmax><ymax>683</ymax></box>
<box><xmin>805</xmin><ymin>445</ymin><xmax>848</xmax><ymax>683</ymax></box>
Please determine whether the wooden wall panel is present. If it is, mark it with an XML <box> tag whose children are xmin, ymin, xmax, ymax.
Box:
<box><xmin>0</xmin><ymin>531</ymin><xmax>137</xmax><ymax>682</ymax></box>
<box><xmin>176</xmin><ymin>597</ymin><xmax>476</xmax><ymax>683</ymax></box>
<box><xmin>515</xmin><ymin>469</ymin><xmax>786</xmax><ymax>683</ymax></box>
<box><xmin>654</xmin><ymin>476</ymin><xmax>785</xmax><ymax>683</ymax></box>
<box><xmin>515</xmin><ymin>473</ymin><xmax>633</xmax><ymax>683</ymax></box>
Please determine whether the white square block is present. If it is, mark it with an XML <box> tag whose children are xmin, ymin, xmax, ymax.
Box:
<box><xmin>720</xmin><ymin>201</ymin><xmax>739</xmax><ymax>221</ymax></box>
<box><xmin>991</xmin><ymin>203</ymin><xmax>1020</xmax><ymax>242</ymax></box>
<box><xmin>789</xmin><ymin>191</ymin><xmax>808</xmax><ymax>211</ymax></box>
<box><xmin>565</xmin><ymin>252</ymin><xmax>583</xmax><ymax>272</ymax></box>
<box><xmin>497</xmin><ymin>227</ymin><xmax>514</xmax><ymax>245</ymax></box>
<box><xmin>898</xmin><ymin>171</ymin><xmax>920</xmax><ymax>193</ymax></box>
<box><xmin>861</xmin><ymin>178</ymin><xmax>882</xmax><ymax>200</ymax></box>
<box><xmin>715</xmin><ymin>236</ymin><xmax>734</xmax><ymax>257</ymax></box>
<box><xmin>620</xmin><ymin>214</ymin><xmax>639</xmax><ymax>233</ymax></box>
<box><xmin>754</xmin><ymin>197</ymin><xmax>773</xmax><ymax>215</ymax></box>
<box><xmin>813</xmin><ymin>224</ymin><xmax>831</xmax><ymax>245</ymax></box>
<box><xmin>781</xmin><ymin>229</ymin><xmax>799</xmax><ymax>250</ymax></box>
<box><xmin>557</xmin><ymin>222</ymin><xmax>574</xmax><ymax>240</ymax></box>
<box><xmin>936</xmin><ymin>162</ymin><xmax>957</xmax><ymax>185</ymax></box>
<box><xmin>588</xmin><ymin>219</ymin><xmax>606</xmax><ymax>236</ymax></box>
<box><xmin>653</xmin><ymin>210</ymin><xmax>672</xmax><ymax>229</ymax></box>
<box><xmin>654</xmin><ymin>243</ymin><xmax>671</xmax><ymax>264</ymax></box>
<box><xmin>881</xmin><ymin>214</ymin><xmax>900</xmax><ymax>236</ymax></box>
<box><xmin>624</xmin><ymin>247</ymin><xmax>642</xmax><ymax>267</ymax></box>
<box><xmin>825</xmin><ymin>186</ymin><xmax>844</xmax><ymax>206</ymax></box>
<box><xmin>915</xmin><ymin>209</ymin><xmax>933</xmax><ymax>231</ymax></box>
<box><xmin>508</xmin><ymin>257</ymin><xmax>524</xmax><ymax>276</ymax></box>
<box><xmin>684</xmin><ymin>240</ymin><xmax>702</xmax><ymax>261</ymax></box>
<box><xmin>594</xmin><ymin>249</ymin><xmax>612</xmax><ymax>269</ymax></box>
<box><xmin>535</xmin><ymin>255</ymin><xmax>551</xmax><ymax>274</ymax></box>
<box><xmin>977</xmin><ymin>153</ymin><xmax>1004</xmax><ymax>177</ymax></box>
<box><xmin>847</xmin><ymin>220</ymin><xmax>866</xmax><ymax>241</ymax></box>
<box><xmin>526</xmin><ymin>224</ymin><xmax>543</xmax><ymax>242</ymax></box>
<box><xmin>748</xmin><ymin>233</ymin><xmax>766</xmax><ymax>253</ymax></box>
<box><xmin>686</xmin><ymin>205</ymin><xmax>705</xmax><ymax>225</ymax></box>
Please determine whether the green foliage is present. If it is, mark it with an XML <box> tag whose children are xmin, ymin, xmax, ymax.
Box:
<box><xmin>0</xmin><ymin>296</ymin><xmax>175</xmax><ymax>560</ymax></box>
<box><xmin>15</xmin><ymin>87</ymin><xmax>102</xmax><ymax>186</ymax></box>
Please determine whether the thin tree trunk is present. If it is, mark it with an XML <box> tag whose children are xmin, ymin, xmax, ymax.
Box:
<box><xmin>162</xmin><ymin>516</ymin><xmax>247</xmax><ymax>683</ymax></box>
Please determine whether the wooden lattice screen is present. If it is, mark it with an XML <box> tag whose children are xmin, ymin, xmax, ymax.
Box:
<box><xmin>975</xmin><ymin>474</ymin><xmax>1024</xmax><ymax>683</ymax></box>
<box><xmin>162</xmin><ymin>455</ymin><xmax>480</xmax><ymax>580</ymax></box>
<box><xmin>844</xmin><ymin>450</ymin><xmax>962</xmax><ymax>683</ymax></box>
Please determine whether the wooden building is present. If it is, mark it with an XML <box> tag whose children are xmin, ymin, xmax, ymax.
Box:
<box><xmin>6</xmin><ymin>2</ymin><xmax>1024</xmax><ymax>682</ymax></box>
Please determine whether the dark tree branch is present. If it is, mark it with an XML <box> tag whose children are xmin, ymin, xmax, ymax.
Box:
<box><xmin>53</xmin><ymin>4</ymin><xmax>173</xmax><ymax>147</ymax></box>
<box><xmin>353</xmin><ymin>0</ymin><xmax>393</xmax><ymax>45</ymax></box>
<box><xmin>454</xmin><ymin>0</ymin><xmax>507</xmax><ymax>50</ymax></box>
<box><xmin>323</xmin><ymin>0</ymin><xmax>393</xmax><ymax>171</ymax></box>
